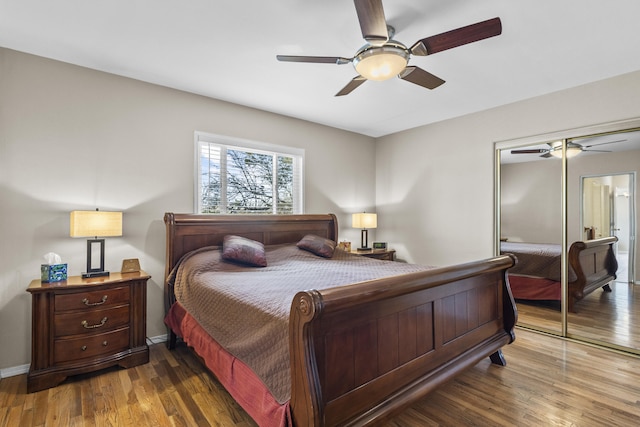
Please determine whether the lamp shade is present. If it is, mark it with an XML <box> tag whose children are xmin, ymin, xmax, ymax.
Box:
<box><xmin>70</xmin><ymin>210</ymin><xmax>123</xmax><ymax>238</ymax></box>
<box><xmin>352</xmin><ymin>213</ymin><xmax>377</xmax><ymax>229</ymax></box>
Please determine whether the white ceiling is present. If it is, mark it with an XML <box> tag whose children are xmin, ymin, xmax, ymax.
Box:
<box><xmin>2</xmin><ymin>0</ymin><xmax>640</xmax><ymax>138</ymax></box>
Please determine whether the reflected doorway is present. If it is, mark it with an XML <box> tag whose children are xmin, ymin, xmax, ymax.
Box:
<box><xmin>581</xmin><ymin>173</ymin><xmax>636</xmax><ymax>283</ymax></box>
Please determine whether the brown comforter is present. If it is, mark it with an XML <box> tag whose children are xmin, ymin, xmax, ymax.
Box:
<box><xmin>169</xmin><ymin>244</ymin><xmax>432</xmax><ymax>403</ymax></box>
<box><xmin>500</xmin><ymin>242</ymin><xmax>576</xmax><ymax>282</ymax></box>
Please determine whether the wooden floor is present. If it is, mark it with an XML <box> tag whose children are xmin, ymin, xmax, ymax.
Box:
<box><xmin>517</xmin><ymin>279</ymin><xmax>640</xmax><ymax>350</ymax></box>
<box><xmin>2</xmin><ymin>328</ymin><xmax>640</xmax><ymax>426</ymax></box>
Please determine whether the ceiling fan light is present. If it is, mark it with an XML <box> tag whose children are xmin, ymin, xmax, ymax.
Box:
<box><xmin>550</xmin><ymin>142</ymin><xmax>582</xmax><ymax>158</ymax></box>
<box><xmin>353</xmin><ymin>46</ymin><xmax>409</xmax><ymax>81</ymax></box>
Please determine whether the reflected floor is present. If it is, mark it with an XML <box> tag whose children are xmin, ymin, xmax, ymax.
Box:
<box><xmin>516</xmin><ymin>279</ymin><xmax>640</xmax><ymax>351</ymax></box>
<box><xmin>617</xmin><ymin>250</ymin><xmax>629</xmax><ymax>282</ymax></box>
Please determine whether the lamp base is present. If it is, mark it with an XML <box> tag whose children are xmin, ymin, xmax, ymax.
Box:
<box><xmin>82</xmin><ymin>270</ymin><xmax>110</xmax><ymax>279</ymax></box>
<box><xmin>358</xmin><ymin>229</ymin><xmax>371</xmax><ymax>252</ymax></box>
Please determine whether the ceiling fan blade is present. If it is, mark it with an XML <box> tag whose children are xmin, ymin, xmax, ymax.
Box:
<box><xmin>335</xmin><ymin>76</ymin><xmax>367</xmax><ymax>96</ymax></box>
<box><xmin>354</xmin><ymin>0</ymin><xmax>389</xmax><ymax>44</ymax></box>
<box><xmin>583</xmin><ymin>138</ymin><xmax>626</xmax><ymax>148</ymax></box>
<box><xmin>540</xmin><ymin>152</ymin><xmax>553</xmax><ymax>158</ymax></box>
<box><xmin>276</xmin><ymin>55</ymin><xmax>351</xmax><ymax>65</ymax></box>
<box><xmin>583</xmin><ymin>149</ymin><xmax>612</xmax><ymax>153</ymax></box>
<box><xmin>410</xmin><ymin>17</ymin><xmax>502</xmax><ymax>56</ymax></box>
<box><xmin>511</xmin><ymin>149</ymin><xmax>549</xmax><ymax>154</ymax></box>
<box><xmin>399</xmin><ymin>66</ymin><xmax>445</xmax><ymax>89</ymax></box>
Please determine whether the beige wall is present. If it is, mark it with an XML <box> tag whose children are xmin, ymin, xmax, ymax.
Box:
<box><xmin>500</xmin><ymin>150</ymin><xmax>640</xmax><ymax>255</ymax></box>
<box><xmin>0</xmin><ymin>48</ymin><xmax>376</xmax><ymax>370</ymax></box>
<box><xmin>375</xmin><ymin>70</ymin><xmax>640</xmax><ymax>268</ymax></box>
<box><xmin>500</xmin><ymin>160</ymin><xmax>562</xmax><ymax>244</ymax></box>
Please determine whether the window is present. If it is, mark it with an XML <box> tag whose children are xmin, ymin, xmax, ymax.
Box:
<box><xmin>195</xmin><ymin>132</ymin><xmax>304</xmax><ymax>214</ymax></box>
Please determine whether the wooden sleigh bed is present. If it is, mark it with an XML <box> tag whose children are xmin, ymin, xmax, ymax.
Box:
<box><xmin>164</xmin><ymin>213</ymin><xmax>518</xmax><ymax>426</ymax></box>
<box><xmin>501</xmin><ymin>237</ymin><xmax>618</xmax><ymax>312</ymax></box>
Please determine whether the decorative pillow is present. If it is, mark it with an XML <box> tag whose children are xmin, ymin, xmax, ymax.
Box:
<box><xmin>297</xmin><ymin>234</ymin><xmax>336</xmax><ymax>258</ymax></box>
<box><xmin>222</xmin><ymin>235</ymin><xmax>267</xmax><ymax>267</ymax></box>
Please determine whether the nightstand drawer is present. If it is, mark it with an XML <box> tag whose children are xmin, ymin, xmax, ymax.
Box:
<box><xmin>54</xmin><ymin>305</ymin><xmax>130</xmax><ymax>337</ymax></box>
<box><xmin>55</xmin><ymin>286</ymin><xmax>130</xmax><ymax>312</ymax></box>
<box><xmin>54</xmin><ymin>327</ymin><xmax>130</xmax><ymax>364</ymax></box>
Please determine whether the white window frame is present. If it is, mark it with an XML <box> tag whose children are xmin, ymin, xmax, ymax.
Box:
<box><xmin>194</xmin><ymin>131</ymin><xmax>304</xmax><ymax>214</ymax></box>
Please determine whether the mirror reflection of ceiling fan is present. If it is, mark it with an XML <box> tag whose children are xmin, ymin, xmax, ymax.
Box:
<box><xmin>276</xmin><ymin>0</ymin><xmax>502</xmax><ymax>96</ymax></box>
<box><xmin>510</xmin><ymin>139</ymin><xmax>625</xmax><ymax>158</ymax></box>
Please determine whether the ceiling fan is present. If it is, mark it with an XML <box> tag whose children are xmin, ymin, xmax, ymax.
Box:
<box><xmin>276</xmin><ymin>0</ymin><xmax>502</xmax><ymax>96</ymax></box>
<box><xmin>510</xmin><ymin>139</ymin><xmax>624</xmax><ymax>158</ymax></box>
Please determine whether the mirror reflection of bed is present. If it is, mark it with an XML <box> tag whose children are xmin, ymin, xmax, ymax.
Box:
<box><xmin>500</xmin><ymin>238</ymin><xmax>617</xmax><ymax>312</ymax></box>
<box><xmin>498</xmin><ymin>125</ymin><xmax>640</xmax><ymax>352</ymax></box>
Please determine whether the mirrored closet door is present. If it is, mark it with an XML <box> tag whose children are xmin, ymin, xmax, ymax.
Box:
<box><xmin>566</xmin><ymin>131</ymin><xmax>638</xmax><ymax>351</ymax></box>
<box><xmin>498</xmin><ymin>140</ymin><xmax>563</xmax><ymax>335</ymax></box>
<box><xmin>496</xmin><ymin>119</ymin><xmax>640</xmax><ymax>354</ymax></box>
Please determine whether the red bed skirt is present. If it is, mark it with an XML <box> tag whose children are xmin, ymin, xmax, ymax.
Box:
<box><xmin>164</xmin><ymin>303</ymin><xmax>291</xmax><ymax>427</ymax></box>
<box><xmin>507</xmin><ymin>275</ymin><xmax>561</xmax><ymax>301</ymax></box>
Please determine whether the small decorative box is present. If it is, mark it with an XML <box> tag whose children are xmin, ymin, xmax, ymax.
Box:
<box><xmin>41</xmin><ymin>264</ymin><xmax>68</xmax><ymax>283</ymax></box>
<box><xmin>338</xmin><ymin>241</ymin><xmax>352</xmax><ymax>251</ymax></box>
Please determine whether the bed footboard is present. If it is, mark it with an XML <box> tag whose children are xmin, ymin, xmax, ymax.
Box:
<box><xmin>289</xmin><ymin>255</ymin><xmax>517</xmax><ymax>426</ymax></box>
<box><xmin>568</xmin><ymin>236</ymin><xmax>618</xmax><ymax>312</ymax></box>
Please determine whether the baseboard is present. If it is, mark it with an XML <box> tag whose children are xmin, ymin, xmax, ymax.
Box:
<box><xmin>0</xmin><ymin>364</ymin><xmax>30</xmax><ymax>379</ymax></box>
<box><xmin>147</xmin><ymin>334</ymin><xmax>168</xmax><ymax>345</ymax></box>
<box><xmin>0</xmin><ymin>334</ymin><xmax>169</xmax><ymax>380</ymax></box>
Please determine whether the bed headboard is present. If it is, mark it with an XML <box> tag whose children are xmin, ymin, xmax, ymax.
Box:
<box><xmin>163</xmin><ymin>212</ymin><xmax>338</xmax><ymax>281</ymax></box>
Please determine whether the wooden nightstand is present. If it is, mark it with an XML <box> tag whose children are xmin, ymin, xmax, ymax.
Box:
<box><xmin>26</xmin><ymin>271</ymin><xmax>150</xmax><ymax>393</ymax></box>
<box><xmin>351</xmin><ymin>248</ymin><xmax>396</xmax><ymax>261</ymax></box>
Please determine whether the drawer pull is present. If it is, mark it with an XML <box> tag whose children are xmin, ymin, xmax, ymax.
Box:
<box><xmin>81</xmin><ymin>345</ymin><xmax>87</xmax><ymax>351</ymax></box>
<box><xmin>102</xmin><ymin>341</ymin><xmax>108</xmax><ymax>346</ymax></box>
<box><xmin>81</xmin><ymin>317</ymin><xmax>108</xmax><ymax>329</ymax></box>
<box><xmin>82</xmin><ymin>295</ymin><xmax>108</xmax><ymax>306</ymax></box>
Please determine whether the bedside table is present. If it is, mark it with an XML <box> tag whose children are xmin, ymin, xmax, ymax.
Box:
<box><xmin>26</xmin><ymin>271</ymin><xmax>150</xmax><ymax>393</ymax></box>
<box><xmin>351</xmin><ymin>248</ymin><xmax>396</xmax><ymax>261</ymax></box>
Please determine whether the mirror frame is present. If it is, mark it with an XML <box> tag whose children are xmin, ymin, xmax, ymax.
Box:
<box><xmin>495</xmin><ymin>117</ymin><xmax>640</xmax><ymax>343</ymax></box>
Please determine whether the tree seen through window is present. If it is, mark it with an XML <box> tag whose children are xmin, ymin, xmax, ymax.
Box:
<box><xmin>197</xmin><ymin>135</ymin><xmax>302</xmax><ymax>214</ymax></box>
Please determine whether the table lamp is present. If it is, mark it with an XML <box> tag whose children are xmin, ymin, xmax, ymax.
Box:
<box><xmin>352</xmin><ymin>212</ymin><xmax>377</xmax><ymax>251</ymax></box>
<box><xmin>70</xmin><ymin>209</ymin><xmax>122</xmax><ymax>278</ymax></box>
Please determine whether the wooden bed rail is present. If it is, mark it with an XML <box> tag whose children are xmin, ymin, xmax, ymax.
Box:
<box><xmin>289</xmin><ymin>254</ymin><xmax>517</xmax><ymax>426</ymax></box>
